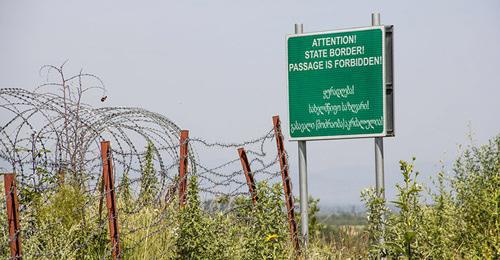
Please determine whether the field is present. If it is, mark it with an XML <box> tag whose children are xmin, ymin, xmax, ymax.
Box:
<box><xmin>0</xmin><ymin>134</ymin><xmax>498</xmax><ymax>259</ymax></box>
<box><xmin>0</xmin><ymin>67</ymin><xmax>498</xmax><ymax>259</ymax></box>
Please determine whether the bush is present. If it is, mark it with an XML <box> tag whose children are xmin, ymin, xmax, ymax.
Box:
<box><xmin>363</xmin><ymin>134</ymin><xmax>500</xmax><ymax>259</ymax></box>
<box><xmin>360</xmin><ymin>187</ymin><xmax>388</xmax><ymax>257</ymax></box>
<box><xmin>238</xmin><ymin>181</ymin><xmax>292</xmax><ymax>259</ymax></box>
<box><xmin>452</xmin><ymin>134</ymin><xmax>499</xmax><ymax>258</ymax></box>
<box><xmin>20</xmin><ymin>184</ymin><xmax>108</xmax><ymax>259</ymax></box>
<box><xmin>176</xmin><ymin>177</ymin><xmax>292</xmax><ymax>259</ymax></box>
<box><xmin>0</xmin><ymin>180</ymin><xmax>9</xmax><ymax>257</ymax></box>
<box><xmin>176</xmin><ymin>175</ymin><xmax>215</xmax><ymax>259</ymax></box>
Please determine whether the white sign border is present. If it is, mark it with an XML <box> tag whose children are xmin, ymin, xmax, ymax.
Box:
<box><xmin>286</xmin><ymin>25</ymin><xmax>387</xmax><ymax>142</ymax></box>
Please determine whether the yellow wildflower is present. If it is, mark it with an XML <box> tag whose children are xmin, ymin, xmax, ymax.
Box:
<box><xmin>265</xmin><ymin>234</ymin><xmax>279</xmax><ymax>242</ymax></box>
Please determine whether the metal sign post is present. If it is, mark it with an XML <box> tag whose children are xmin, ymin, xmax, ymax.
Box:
<box><xmin>295</xmin><ymin>23</ymin><xmax>310</xmax><ymax>250</ymax></box>
<box><xmin>372</xmin><ymin>13</ymin><xmax>385</xmax><ymax>199</ymax></box>
<box><xmin>298</xmin><ymin>140</ymin><xmax>309</xmax><ymax>245</ymax></box>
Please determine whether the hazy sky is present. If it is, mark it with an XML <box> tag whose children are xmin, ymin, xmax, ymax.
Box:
<box><xmin>1</xmin><ymin>1</ymin><xmax>499</xmax><ymax>207</ymax></box>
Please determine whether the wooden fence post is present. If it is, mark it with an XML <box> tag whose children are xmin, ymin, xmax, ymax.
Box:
<box><xmin>237</xmin><ymin>148</ymin><xmax>257</xmax><ymax>205</ymax></box>
<box><xmin>100</xmin><ymin>141</ymin><xmax>121</xmax><ymax>260</ymax></box>
<box><xmin>178</xmin><ymin>130</ymin><xmax>189</xmax><ymax>208</ymax></box>
<box><xmin>272</xmin><ymin>115</ymin><xmax>300</xmax><ymax>253</ymax></box>
<box><xmin>3</xmin><ymin>173</ymin><xmax>22</xmax><ymax>259</ymax></box>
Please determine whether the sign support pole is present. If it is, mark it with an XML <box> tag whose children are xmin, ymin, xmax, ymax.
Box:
<box><xmin>294</xmin><ymin>23</ymin><xmax>310</xmax><ymax>249</ymax></box>
<box><xmin>298</xmin><ymin>141</ymin><xmax>308</xmax><ymax>244</ymax></box>
<box><xmin>372</xmin><ymin>13</ymin><xmax>386</xmax><ymax>199</ymax></box>
<box><xmin>374</xmin><ymin>138</ymin><xmax>385</xmax><ymax>198</ymax></box>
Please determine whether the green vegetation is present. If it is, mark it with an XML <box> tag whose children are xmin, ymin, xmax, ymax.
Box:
<box><xmin>363</xmin><ymin>134</ymin><xmax>499</xmax><ymax>259</ymax></box>
<box><xmin>139</xmin><ymin>141</ymin><xmax>159</xmax><ymax>205</ymax></box>
<box><xmin>176</xmin><ymin>177</ymin><xmax>293</xmax><ymax>259</ymax></box>
<box><xmin>0</xmin><ymin>134</ymin><xmax>498</xmax><ymax>259</ymax></box>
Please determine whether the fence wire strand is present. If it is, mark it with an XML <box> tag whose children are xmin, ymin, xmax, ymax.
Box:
<box><xmin>0</xmin><ymin>65</ymin><xmax>297</xmax><ymax>258</ymax></box>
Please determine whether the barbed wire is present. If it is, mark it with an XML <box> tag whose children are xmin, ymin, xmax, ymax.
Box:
<box><xmin>0</xmin><ymin>64</ymin><xmax>299</xmax><ymax>258</ymax></box>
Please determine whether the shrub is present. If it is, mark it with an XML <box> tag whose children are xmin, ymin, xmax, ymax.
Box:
<box><xmin>363</xmin><ymin>134</ymin><xmax>500</xmax><ymax>259</ymax></box>
<box><xmin>452</xmin><ymin>134</ymin><xmax>499</xmax><ymax>258</ymax></box>
<box><xmin>139</xmin><ymin>142</ymin><xmax>159</xmax><ymax>205</ymax></box>
<box><xmin>361</xmin><ymin>187</ymin><xmax>388</xmax><ymax>257</ymax></box>
<box><xmin>239</xmin><ymin>181</ymin><xmax>292</xmax><ymax>259</ymax></box>
<box><xmin>0</xmin><ymin>180</ymin><xmax>9</xmax><ymax>257</ymax></box>
<box><xmin>176</xmin><ymin>175</ymin><xmax>212</xmax><ymax>259</ymax></box>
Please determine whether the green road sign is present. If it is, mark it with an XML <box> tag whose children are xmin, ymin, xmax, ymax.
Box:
<box><xmin>287</xmin><ymin>26</ymin><xmax>393</xmax><ymax>141</ymax></box>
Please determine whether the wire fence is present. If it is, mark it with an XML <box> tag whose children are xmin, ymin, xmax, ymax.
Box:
<box><xmin>0</xmin><ymin>64</ymin><xmax>298</xmax><ymax>258</ymax></box>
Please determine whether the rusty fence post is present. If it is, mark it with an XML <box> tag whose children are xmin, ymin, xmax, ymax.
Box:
<box><xmin>272</xmin><ymin>115</ymin><xmax>300</xmax><ymax>253</ymax></box>
<box><xmin>57</xmin><ymin>168</ymin><xmax>65</xmax><ymax>186</ymax></box>
<box><xmin>3</xmin><ymin>173</ymin><xmax>22</xmax><ymax>259</ymax></box>
<box><xmin>100</xmin><ymin>141</ymin><xmax>121</xmax><ymax>260</ymax></box>
<box><xmin>237</xmin><ymin>148</ymin><xmax>257</xmax><ymax>205</ymax></box>
<box><xmin>178</xmin><ymin>130</ymin><xmax>189</xmax><ymax>208</ymax></box>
